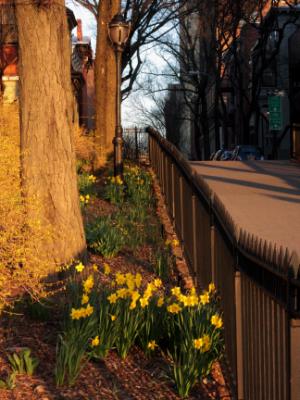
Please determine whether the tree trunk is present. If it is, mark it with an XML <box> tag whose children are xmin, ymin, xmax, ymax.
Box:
<box><xmin>94</xmin><ymin>0</ymin><xmax>120</xmax><ymax>169</ymax></box>
<box><xmin>15</xmin><ymin>1</ymin><xmax>86</xmax><ymax>266</ymax></box>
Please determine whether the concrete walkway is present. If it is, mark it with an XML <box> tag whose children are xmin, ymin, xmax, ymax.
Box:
<box><xmin>190</xmin><ymin>160</ymin><xmax>300</xmax><ymax>256</ymax></box>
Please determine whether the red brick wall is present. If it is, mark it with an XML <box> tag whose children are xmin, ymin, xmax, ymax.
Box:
<box><xmin>1</xmin><ymin>44</ymin><xmax>18</xmax><ymax>75</ymax></box>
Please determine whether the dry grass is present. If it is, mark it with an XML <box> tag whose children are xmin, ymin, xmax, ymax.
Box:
<box><xmin>0</xmin><ymin>103</ymin><xmax>54</xmax><ymax>311</ymax></box>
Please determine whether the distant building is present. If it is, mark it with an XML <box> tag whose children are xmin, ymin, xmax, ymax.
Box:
<box><xmin>0</xmin><ymin>5</ymin><xmax>95</xmax><ymax>130</ymax></box>
<box><xmin>71</xmin><ymin>19</ymin><xmax>95</xmax><ymax>130</ymax></box>
<box><xmin>171</xmin><ymin>0</ymin><xmax>300</xmax><ymax>160</ymax></box>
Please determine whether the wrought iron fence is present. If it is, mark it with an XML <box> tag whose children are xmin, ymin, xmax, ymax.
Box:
<box><xmin>147</xmin><ymin>126</ymin><xmax>300</xmax><ymax>400</ymax></box>
<box><xmin>123</xmin><ymin>127</ymin><xmax>148</xmax><ymax>161</ymax></box>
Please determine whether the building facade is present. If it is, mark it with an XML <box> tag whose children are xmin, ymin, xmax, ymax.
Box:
<box><xmin>169</xmin><ymin>0</ymin><xmax>300</xmax><ymax>160</ymax></box>
<box><xmin>0</xmin><ymin>4</ymin><xmax>95</xmax><ymax>130</ymax></box>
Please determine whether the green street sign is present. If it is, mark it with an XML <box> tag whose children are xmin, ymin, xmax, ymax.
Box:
<box><xmin>268</xmin><ymin>96</ymin><xmax>283</xmax><ymax>131</ymax></box>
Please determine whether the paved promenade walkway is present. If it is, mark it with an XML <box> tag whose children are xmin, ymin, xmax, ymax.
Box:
<box><xmin>190</xmin><ymin>160</ymin><xmax>300</xmax><ymax>256</ymax></box>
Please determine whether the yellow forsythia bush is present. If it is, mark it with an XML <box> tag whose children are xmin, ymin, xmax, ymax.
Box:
<box><xmin>0</xmin><ymin>104</ymin><xmax>53</xmax><ymax>312</ymax></box>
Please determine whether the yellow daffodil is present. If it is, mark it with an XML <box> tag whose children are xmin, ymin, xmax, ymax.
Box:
<box><xmin>194</xmin><ymin>338</ymin><xmax>202</xmax><ymax>350</ymax></box>
<box><xmin>157</xmin><ymin>297</ymin><xmax>164</xmax><ymax>307</ymax></box>
<box><xmin>190</xmin><ymin>287</ymin><xmax>196</xmax><ymax>296</ymax></box>
<box><xmin>115</xmin><ymin>272</ymin><xmax>126</xmax><ymax>285</ymax></box>
<box><xmin>70</xmin><ymin>308</ymin><xmax>82</xmax><ymax>320</ymax></box>
<box><xmin>84</xmin><ymin>304</ymin><xmax>94</xmax><ymax>317</ymax></box>
<box><xmin>172</xmin><ymin>239</ymin><xmax>180</xmax><ymax>247</ymax></box>
<box><xmin>140</xmin><ymin>297</ymin><xmax>149</xmax><ymax>308</ymax></box>
<box><xmin>91</xmin><ymin>335</ymin><xmax>100</xmax><ymax>347</ymax></box>
<box><xmin>184</xmin><ymin>295</ymin><xmax>198</xmax><ymax>307</ymax></box>
<box><xmin>126</xmin><ymin>273</ymin><xmax>135</xmax><ymax>291</ymax></box>
<box><xmin>179</xmin><ymin>294</ymin><xmax>187</xmax><ymax>304</ymax></box>
<box><xmin>83</xmin><ymin>275</ymin><xmax>94</xmax><ymax>294</ymax></box>
<box><xmin>131</xmin><ymin>291</ymin><xmax>140</xmax><ymax>302</ymax></box>
<box><xmin>153</xmin><ymin>278</ymin><xmax>162</xmax><ymax>288</ymax></box>
<box><xmin>88</xmin><ymin>174</ymin><xmax>96</xmax><ymax>182</ymax></box>
<box><xmin>200</xmin><ymin>291</ymin><xmax>210</xmax><ymax>305</ymax></box>
<box><xmin>167</xmin><ymin>303</ymin><xmax>182</xmax><ymax>314</ymax></box>
<box><xmin>147</xmin><ymin>340</ymin><xmax>158</xmax><ymax>350</ymax></box>
<box><xmin>81</xmin><ymin>293</ymin><xmax>89</xmax><ymax>305</ymax></box>
<box><xmin>75</xmin><ymin>262</ymin><xmax>85</xmax><ymax>273</ymax></box>
<box><xmin>135</xmin><ymin>273</ymin><xmax>142</xmax><ymax>288</ymax></box>
<box><xmin>110</xmin><ymin>315</ymin><xmax>117</xmax><ymax>321</ymax></box>
<box><xmin>92</xmin><ymin>264</ymin><xmax>98</xmax><ymax>272</ymax></box>
<box><xmin>211</xmin><ymin>314</ymin><xmax>223</xmax><ymax>329</ymax></box>
<box><xmin>115</xmin><ymin>175</ymin><xmax>123</xmax><ymax>185</ymax></box>
<box><xmin>116</xmin><ymin>288</ymin><xmax>129</xmax><ymax>299</ymax></box>
<box><xmin>70</xmin><ymin>304</ymin><xmax>94</xmax><ymax>320</ymax></box>
<box><xmin>209</xmin><ymin>282</ymin><xmax>216</xmax><ymax>294</ymax></box>
<box><xmin>194</xmin><ymin>335</ymin><xmax>211</xmax><ymax>352</ymax></box>
<box><xmin>103</xmin><ymin>263</ymin><xmax>110</xmax><ymax>275</ymax></box>
<box><xmin>108</xmin><ymin>293</ymin><xmax>118</xmax><ymax>304</ymax></box>
<box><xmin>171</xmin><ymin>286</ymin><xmax>181</xmax><ymax>298</ymax></box>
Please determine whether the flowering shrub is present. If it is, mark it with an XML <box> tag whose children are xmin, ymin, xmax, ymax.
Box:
<box><xmin>0</xmin><ymin>104</ymin><xmax>53</xmax><ymax>312</ymax></box>
<box><xmin>56</xmin><ymin>264</ymin><xmax>223</xmax><ymax>396</ymax></box>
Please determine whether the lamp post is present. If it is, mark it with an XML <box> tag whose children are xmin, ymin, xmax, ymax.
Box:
<box><xmin>108</xmin><ymin>13</ymin><xmax>130</xmax><ymax>178</ymax></box>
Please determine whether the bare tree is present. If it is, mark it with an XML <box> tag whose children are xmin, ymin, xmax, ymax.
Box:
<box><xmin>75</xmin><ymin>0</ymin><xmax>194</xmax><ymax>166</ymax></box>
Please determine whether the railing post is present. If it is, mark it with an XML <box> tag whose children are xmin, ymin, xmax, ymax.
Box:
<box><xmin>290</xmin><ymin>318</ymin><xmax>300</xmax><ymax>400</ymax></box>
<box><xmin>235</xmin><ymin>271</ymin><xmax>244</xmax><ymax>400</ymax></box>
<box><xmin>210</xmin><ymin>211</ymin><xmax>216</xmax><ymax>283</ymax></box>
<box><xmin>171</xmin><ymin>163</ymin><xmax>175</xmax><ymax>220</ymax></box>
<box><xmin>179</xmin><ymin>175</ymin><xmax>184</xmax><ymax>243</ymax></box>
<box><xmin>192</xmin><ymin>195</ymin><xmax>198</xmax><ymax>280</ymax></box>
<box><xmin>135</xmin><ymin>126</ymin><xmax>138</xmax><ymax>161</ymax></box>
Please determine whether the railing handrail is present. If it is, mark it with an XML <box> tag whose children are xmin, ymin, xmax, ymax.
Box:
<box><xmin>147</xmin><ymin>126</ymin><xmax>300</xmax><ymax>318</ymax></box>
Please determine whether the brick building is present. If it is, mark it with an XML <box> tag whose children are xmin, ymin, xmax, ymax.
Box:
<box><xmin>0</xmin><ymin>4</ymin><xmax>95</xmax><ymax>130</ymax></box>
<box><xmin>168</xmin><ymin>0</ymin><xmax>300</xmax><ymax>160</ymax></box>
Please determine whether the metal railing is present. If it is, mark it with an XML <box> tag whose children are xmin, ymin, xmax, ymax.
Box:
<box><xmin>147</xmin><ymin>127</ymin><xmax>300</xmax><ymax>400</ymax></box>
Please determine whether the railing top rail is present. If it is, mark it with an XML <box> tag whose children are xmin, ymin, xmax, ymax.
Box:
<box><xmin>147</xmin><ymin>126</ymin><xmax>212</xmax><ymax>209</ymax></box>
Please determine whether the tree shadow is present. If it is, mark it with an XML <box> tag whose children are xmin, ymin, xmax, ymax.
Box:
<box><xmin>191</xmin><ymin>160</ymin><xmax>300</xmax><ymax>203</ymax></box>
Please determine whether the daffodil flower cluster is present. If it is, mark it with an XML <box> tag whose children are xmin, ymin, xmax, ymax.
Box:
<box><xmin>79</xmin><ymin>194</ymin><xmax>90</xmax><ymax>205</ymax></box>
<box><xmin>107</xmin><ymin>272</ymin><xmax>162</xmax><ymax>311</ymax></box>
<box><xmin>70</xmin><ymin>275</ymin><xmax>94</xmax><ymax>320</ymax></box>
<box><xmin>194</xmin><ymin>334</ymin><xmax>211</xmax><ymax>352</ymax></box>
<box><xmin>107</xmin><ymin>175</ymin><xmax>123</xmax><ymax>185</ymax></box>
<box><xmin>70</xmin><ymin>304</ymin><xmax>94</xmax><ymax>320</ymax></box>
<box><xmin>88</xmin><ymin>174</ymin><xmax>97</xmax><ymax>183</ymax></box>
<box><xmin>165</xmin><ymin>238</ymin><xmax>180</xmax><ymax>247</ymax></box>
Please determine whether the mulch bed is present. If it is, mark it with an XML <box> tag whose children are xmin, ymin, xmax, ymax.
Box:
<box><xmin>0</xmin><ymin>164</ymin><xmax>232</xmax><ymax>399</ymax></box>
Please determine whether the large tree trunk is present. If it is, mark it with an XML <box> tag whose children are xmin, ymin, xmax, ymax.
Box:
<box><xmin>94</xmin><ymin>0</ymin><xmax>120</xmax><ymax>169</ymax></box>
<box><xmin>15</xmin><ymin>1</ymin><xmax>86</xmax><ymax>266</ymax></box>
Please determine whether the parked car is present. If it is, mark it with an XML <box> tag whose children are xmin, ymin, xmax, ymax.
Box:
<box><xmin>231</xmin><ymin>145</ymin><xmax>264</xmax><ymax>161</ymax></box>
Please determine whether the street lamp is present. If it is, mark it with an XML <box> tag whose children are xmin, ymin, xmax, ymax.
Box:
<box><xmin>108</xmin><ymin>13</ymin><xmax>130</xmax><ymax>177</ymax></box>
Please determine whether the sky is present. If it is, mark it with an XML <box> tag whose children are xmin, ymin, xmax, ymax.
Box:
<box><xmin>67</xmin><ymin>2</ymin><xmax>171</xmax><ymax>128</ymax></box>
<box><xmin>67</xmin><ymin>2</ymin><xmax>96</xmax><ymax>48</ymax></box>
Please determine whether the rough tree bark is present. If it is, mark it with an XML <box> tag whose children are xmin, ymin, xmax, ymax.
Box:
<box><xmin>94</xmin><ymin>0</ymin><xmax>120</xmax><ymax>169</ymax></box>
<box><xmin>15</xmin><ymin>0</ymin><xmax>86</xmax><ymax>266</ymax></box>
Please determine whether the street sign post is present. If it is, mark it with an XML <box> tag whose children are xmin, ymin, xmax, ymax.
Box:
<box><xmin>268</xmin><ymin>96</ymin><xmax>283</xmax><ymax>131</ymax></box>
